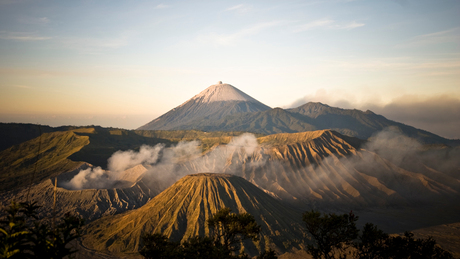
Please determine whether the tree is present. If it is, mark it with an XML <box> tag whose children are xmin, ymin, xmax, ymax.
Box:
<box><xmin>140</xmin><ymin>207</ymin><xmax>269</xmax><ymax>259</ymax></box>
<box><xmin>207</xmin><ymin>207</ymin><xmax>261</xmax><ymax>255</ymax></box>
<box><xmin>303</xmin><ymin>210</ymin><xmax>455</xmax><ymax>259</ymax></box>
<box><xmin>355</xmin><ymin>228</ymin><xmax>454</xmax><ymax>259</ymax></box>
<box><xmin>302</xmin><ymin>210</ymin><xmax>359</xmax><ymax>259</ymax></box>
<box><xmin>256</xmin><ymin>248</ymin><xmax>278</xmax><ymax>259</ymax></box>
<box><xmin>139</xmin><ymin>233</ymin><xmax>180</xmax><ymax>259</ymax></box>
<box><xmin>0</xmin><ymin>201</ymin><xmax>84</xmax><ymax>259</ymax></box>
<box><xmin>181</xmin><ymin>236</ymin><xmax>232</xmax><ymax>259</ymax></box>
<box><xmin>353</xmin><ymin>223</ymin><xmax>389</xmax><ymax>259</ymax></box>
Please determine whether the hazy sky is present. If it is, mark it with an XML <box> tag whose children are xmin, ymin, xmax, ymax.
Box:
<box><xmin>0</xmin><ymin>0</ymin><xmax>459</xmax><ymax>138</ymax></box>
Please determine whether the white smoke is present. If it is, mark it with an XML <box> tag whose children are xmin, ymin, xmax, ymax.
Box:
<box><xmin>142</xmin><ymin>133</ymin><xmax>262</xmax><ymax>188</ymax></box>
<box><xmin>64</xmin><ymin>167</ymin><xmax>107</xmax><ymax>190</ymax></box>
<box><xmin>62</xmin><ymin>134</ymin><xmax>261</xmax><ymax>190</ymax></box>
<box><xmin>63</xmin><ymin>144</ymin><xmax>165</xmax><ymax>190</ymax></box>
<box><xmin>108</xmin><ymin>144</ymin><xmax>165</xmax><ymax>174</ymax></box>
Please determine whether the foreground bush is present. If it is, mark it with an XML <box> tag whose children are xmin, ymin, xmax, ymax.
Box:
<box><xmin>303</xmin><ymin>210</ymin><xmax>455</xmax><ymax>259</ymax></box>
<box><xmin>0</xmin><ymin>201</ymin><xmax>84</xmax><ymax>259</ymax></box>
<box><xmin>140</xmin><ymin>207</ymin><xmax>276</xmax><ymax>259</ymax></box>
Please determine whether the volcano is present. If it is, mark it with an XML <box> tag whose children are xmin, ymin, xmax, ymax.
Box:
<box><xmin>137</xmin><ymin>82</ymin><xmax>271</xmax><ymax>130</ymax></box>
<box><xmin>81</xmin><ymin>173</ymin><xmax>307</xmax><ymax>257</ymax></box>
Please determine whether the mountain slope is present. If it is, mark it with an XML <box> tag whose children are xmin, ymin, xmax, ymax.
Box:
<box><xmin>0</xmin><ymin>164</ymin><xmax>163</xmax><ymax>222</ymax></box>
<box><xmin>184</xmin><ymin>107</ymin><xmax>317</xmax><ymax>134</ymax></box>
<box><xmin>81</xmin><ymin>173</ymin><xmax>307</xmax><ymax>256</ymax></box>
<box><xmin>0</xmin><ymin>130</ymin><xmax>90</xmax><ymax>191</ymax></box>
<box><xmin>138</xmin><ymin>82</ymin><xmax>271</xmax><ymax>130</ymax></box>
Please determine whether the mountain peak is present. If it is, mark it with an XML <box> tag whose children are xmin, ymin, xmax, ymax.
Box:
<box><xmin>137</xmin><ymin>82</ymin><xmax>270</xmax><ymax>130</ymax></box>
<box><xmin>191</xmin><ymin>82</ymin><xmax>259</xmax><ymax>103</ymax></box>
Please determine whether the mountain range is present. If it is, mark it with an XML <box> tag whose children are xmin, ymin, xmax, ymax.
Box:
<box><xmin>1</xmin><ymin>82</ymin><xmax>460</xmax><ymax>258</ymax></box>
<box><xmin>138</xmin><ymin>82</ymin><xmax>457</xmax><ymax>145</ymax></box>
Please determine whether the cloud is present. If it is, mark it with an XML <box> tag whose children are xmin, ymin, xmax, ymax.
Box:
<box><xmin>199</xmin><ymin>21</ymin><xmax>285</xmax><ymax>45</ymax></box>
<box><xmin>38</xmin><ymin>17</ymin><xmax>50</xmax><ymax>24</ymax></box>
<box><xmin>397</xmin><ymin>27</ymin><xmax>460</xmax><ymax>48</ymax></box>
<box><xmin>293</xmin><ymin>19</ymin><xmax>334</xmax><ymax>32</ymax></box>
<box><xmin>155</xmin><ymin>4</ymin><xmax>170</xmax><ymax>9</ymax></box>
<box><xmin>286</xmin><ymin>91</ymin><xmax>460</xmax><ymax>139</ymax></box>
<box><xmin>367</xmin><ymin>95</ymin><xmax>460</xmax><ymax>139</ymax></box>
<box><xmin>58</xmin><ymin>32</ymin><xmax>132</xmax><ymax>52</ymax></box>
<box><xmin>19</xmin><ymin>17</ymin><xmax>50</xmax><ymax>25</ymax></box>
<box><xmin>333</xmin><ymin>21</ymin><xmax>365</xmax><ymax>30</ymax></box>
<box><xmin>293</xmin><ymin>19</ymin><xmax>364</xmax><ymax>32</ymax></box>
<box><xmin>226</xmin><ymin>4</ymin><xmax>251</xmax><ymax>13</ymax></box>
<box><xmin>0</xmin><ymin>31</ymin><xmax>51</xmax><ymax>41</ymax></box>
<box><xmin>391</xmin><ymin>0</ymin><xmax>410</xmax><ymax>7</ymax></box>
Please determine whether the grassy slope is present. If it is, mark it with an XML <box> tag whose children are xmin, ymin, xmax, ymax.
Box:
<box><xmin>68</xmin><ymin>127</ymin><xmax>173</xmax><ymax>168</ymax></box>
<box><xmin>0</xmin><ymin>130</ymin><xmax>90</xmax><ymax>191</ymax></box>
<box><xmin>0</xmin><ymin>123</ymin><xmax>56</xmax><ymax>151</ymax></box>
<box><xmin>0</xmin><ymin>125</ymin><xmax>260</xmax><ymax>191</ymax></box>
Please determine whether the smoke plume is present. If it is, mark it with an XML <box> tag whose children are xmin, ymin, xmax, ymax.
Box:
<box><xmin>62</xmin><ymin>133</ymin><xmax>261</xmax><ymax>190</ymax></box>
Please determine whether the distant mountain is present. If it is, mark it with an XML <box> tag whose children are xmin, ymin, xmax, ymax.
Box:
<box><xmin>138</xmin><ymin>83</ymin><xmax>456</xmax><ymax>145</ymax></box>
<box><xmin>182</xmin><ymin>102</ymin><xmax>454</xmax><ymax>145</ymax></box>
<box><xmin>288</xmin><ymin>102</ymin><xmax>452</xmax><ymax>144</ymax></box>
<box><xmin>81</xmin><ymin>173</ymin><xmax>307</xmax><ymax>257</ymax></box>
<box><xmin>137</xmin><ymin>82</ymin><xmax>271</xmax><ymax>130</ymax></box>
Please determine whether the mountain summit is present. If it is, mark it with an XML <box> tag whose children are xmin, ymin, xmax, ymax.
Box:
<box><xmin>192</xmin><ymin>81</ymin><xmax>260</xmax><ymax>103</ymax></box>
<box><xmin>138</xmin><ymin>82</ymin><xmax>271</xmax><ymax>130</ymax></box>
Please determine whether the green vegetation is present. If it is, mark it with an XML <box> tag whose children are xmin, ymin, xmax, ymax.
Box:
<box><xmin>135</xmin><ymin>129</ymin><xmax>264</xmax><ymax>152</ymax></box>
<box><xmin>134</xmin><ymin>129</ymin><xmax>263</xmax><ymax>140</ymax></box>
<box><xmin>303</xmin><ymin>210</ymin><xmax>455</xmax><ymax>259</ymax></box>
<box><xmin>0</xmin><ymin>201</ymin><xmax>84</xmax><ymax>259</ymax></box>
<box><xmin>140</xmin><ymin>207</ymin><xmax>276</xmax><ymax>259</ymax></box>
<box><xmin>0</xmin><ymin>131</ymin><xmax>89</xmax><ymax>191</ymax></box>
